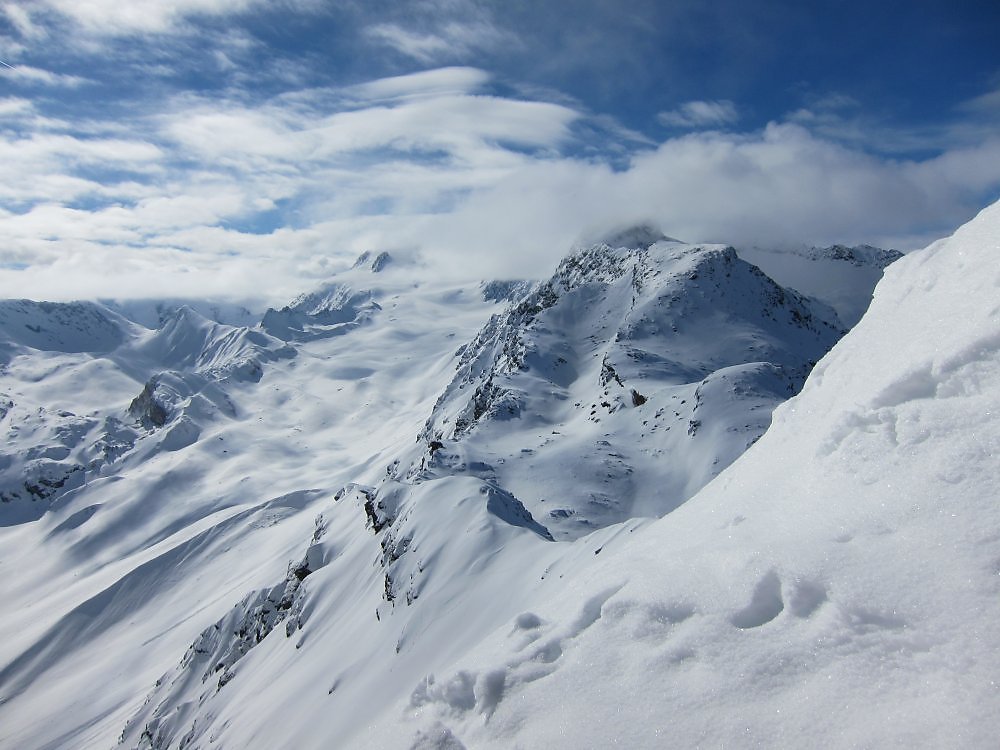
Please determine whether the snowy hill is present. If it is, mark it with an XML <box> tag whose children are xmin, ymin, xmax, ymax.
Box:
<box><xmin>1</xmin><ymin>207</ymin><xmax>991</xmax><ymax>750</ymax></box>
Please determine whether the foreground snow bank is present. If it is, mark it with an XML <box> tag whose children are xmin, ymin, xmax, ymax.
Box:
<box><xmin>389</xmin><ymin>204</ymin><xmax>1000</xmax><ymax>747</ymax></box>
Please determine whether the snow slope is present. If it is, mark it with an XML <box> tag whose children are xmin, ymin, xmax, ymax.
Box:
<box><xmin>382</xmin><ymin>202</ymin><xmax>1000</xmax><ymax>748</ymax></box>
<box><xmin>0</xmin><ymin>224</ymin><xmax>928</xmax><ymax>750</ymax></box>
<box><xmin>0</xmin><ymin>259</ymin><xmax>509</xmax><ymax>749</ymax></box>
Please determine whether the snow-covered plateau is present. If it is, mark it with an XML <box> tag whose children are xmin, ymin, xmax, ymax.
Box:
<box><xmin>0</xmin><ymin>204</ymin><xmax>997</xmax><ymax>749</ymax></box>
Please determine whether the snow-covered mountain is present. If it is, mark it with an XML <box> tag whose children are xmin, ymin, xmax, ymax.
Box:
<box><xmin>0</xmin><ymin>205</ymin><xmax>996</xmax><ymax>750</ymax></box>
<box><xmin>417</xmin><ymin>233</ymin><xmax>843</xmax><ymax>538</ymax></box>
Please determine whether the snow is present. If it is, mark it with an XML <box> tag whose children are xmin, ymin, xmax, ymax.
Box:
<box><xmin>379</xmin><ymin>202</ymin><xmax>1000</xmax><ymax>747</ymax></box>
<box><xmin>0</xmin><ymin>202</ymin><xmax>995</xmax><ymax>750</ymax></box>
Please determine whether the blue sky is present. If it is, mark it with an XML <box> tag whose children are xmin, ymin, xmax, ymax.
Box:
<box><xmin>0</xmin><ymin>0</ymin><xmax>998</xmax><ymax>302</ymax></box>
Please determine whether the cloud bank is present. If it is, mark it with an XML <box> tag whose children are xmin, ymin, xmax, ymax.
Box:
<box><xmin>0</xmin><ymin>1</ymin><xmax>998</xmax><ymax>307</ymax></box>
<box><xmin>1</xmin><ymin>67</ymin><xmax>999</xmax><ymax>306</ymax></box>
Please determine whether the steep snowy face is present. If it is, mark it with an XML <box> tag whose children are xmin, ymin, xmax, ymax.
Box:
<box><xmin>392</xmin><ymin>202</ymin><xmax>1000</xmax><ymax>749</ymax></box>
<box><xmin>352</xmin><ymin>249</ymin><xmax>394</xmax><ymax>272</ymax></box>
<box><xmin>101</xmin><ymin>298</ymin><xmax>260</xmax><ymax>329</ymax></box>
<box><xmin>260</xmin><ymin>283</ymin><xmax>381</xmax><ymax>342</ymax></box>
<box><xmin>259</xmin><ymin>249</ymin><xmax>397</xmax><ymax>342</ymax></box>
<box><xmin>419</xmin><ymin>236</ymin><xmax>844</xmax><ymax>537</ymax></box>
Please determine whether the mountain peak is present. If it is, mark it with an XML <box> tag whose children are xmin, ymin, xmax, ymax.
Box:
<box><xmin>593</xmin><ymin>224</ymin><xmax>679</xmax><ymax>250</ymax></box>
<box><xmin>352</xmin><ymin>250</ymin><xmax>393</xmax><ymax>272</ymax></box>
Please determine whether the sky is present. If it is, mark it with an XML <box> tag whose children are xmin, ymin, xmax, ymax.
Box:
<box><xmin>0</xmin><ymin>0</ymin><xmax>998</xmax><ymax>305</ymax></box>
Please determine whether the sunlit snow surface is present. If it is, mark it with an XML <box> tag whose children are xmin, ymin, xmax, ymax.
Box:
<box><xmin>0</xmin><ymin>208</ymin><xmax>995</xmax><ymax>749</ymax></box>
<box><xmin>383</xmin><ymin>204</ymin><xmax>1000</xmax><ymax>748</ymax></box>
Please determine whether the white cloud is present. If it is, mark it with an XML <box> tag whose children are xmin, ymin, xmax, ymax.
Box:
<box><xmin>32</xmin><ymin>0</ymin><xmax>264</xmax><ymax>35</ymax></box>
<box><xmin>786</xmin><ymin>86</ymin><xmax>1000</xmax><ymax>156</ymax></box>
<box><xmin>0</xmin><ymin>63</ymin><xmax>88</xmax><ymax>86</ymax></box>
<box><xmin>364</xmin><ymin>24</ymin><xmax>453</xmax><ymax>64</ymax></box>
<box><xmin>159</xmin><ymin>84</ymin><xmax>579</xmax><ymax>172</ymax></box>
<box><xmin>658</xmin><ymin>100</ymin><xmax>739</xmax><ymax>129</ymax></box>
<box><xmin>956</xmin><ymin>86</ymin><xmax>1000</xmax><ymax>115</ymax></box>
<box><xmin>0</xmin><ymin>127</ymin><xmax>164</xmax><ymax>209</ymax></box>
<box><xmin>348</xmin><ymin>67</ymin><xmax>491</xmax><ymax>102</ymax></box>
<box><xmin>353</xmin><ymin>122</ymin><xmax>1000</xmax><ymax>283</ymax></box>
<box><xmin>3</xmin><ymin>2</ymin><xmax>44</xmax><ymax>39</ymax></box>
<box><xmin>0</xmin><ymin>95</ymin><xmax>32</xmax><ymax>116</ymax></box>
<box><xmin>365</xmin><ymin>18</ymin><xmax>517</xmax><ymax>64</ymax></box>
<box><xmin>0</xmin><ymin>66</ymin><xmax>998</xmax><ymax>305</ymax></box>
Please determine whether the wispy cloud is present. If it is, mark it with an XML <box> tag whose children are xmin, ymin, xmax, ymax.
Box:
<box><xmin>360</xmin><ymin>0</ymin><xmax>518</xmax><ymax>65</ymax></box>
<box><xmin>786</xmin><ymin>86</ymin><xmax>1000</xmax><ymax>156</ymax></box>
<box><xmin>0</xmin><ymin>95</ymin><xmax>32</xmax><ymax>116</ymax></box>
<box><xmin>0</xmin><ymin>66</ymin><xmax>587</xmax><ymax>302</ymax></box>
<box><xmin>348</xmin><ymin>66</ymin><xmax>490</xmax><ymax>101</ymax></box>
<box><xmin>658</xmin><ymin>100</ymin><xmax>739</xmax><ymax>129</ymax></box>
<box><xmin>0</xmin><ymin>63</ymin><xmax>88</xmax><ymax>87</ymax></box>
<box><xmin>956</xmin><ymin>85</ymin><xmax>1000</xmax><ymax>116</ymax></box>
<box><xmin>365</xmin><ymin>19</ymin><xmax>516</xmax><ymax>64</ymax></box>
<box><xmin>29</xmin><ymin>0</ymin><xmax>266</xmax><ymax>35</ymax></box>
<box><xmin>3</xmin><ymin>3</ymin><xmax>44</xmax><ymax>39</ymax></box>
